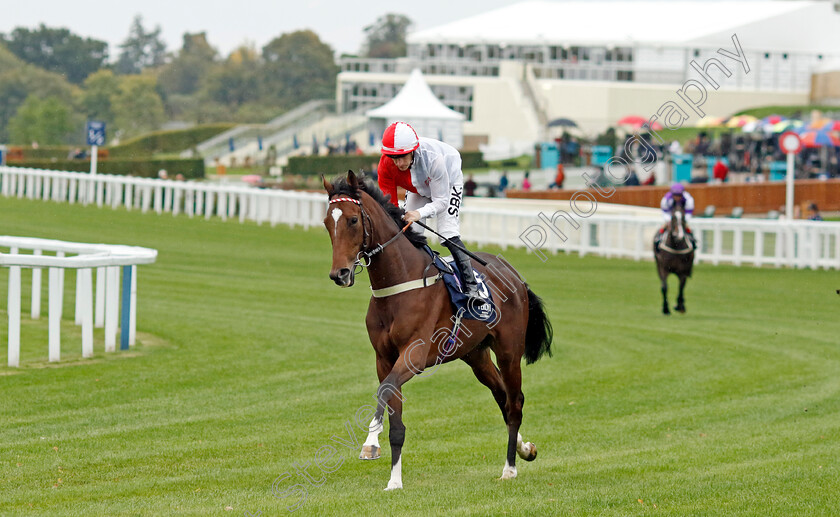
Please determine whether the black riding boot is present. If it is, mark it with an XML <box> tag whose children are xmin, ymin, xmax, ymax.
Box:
<box><xmin>444</xmin><ymin>237</ymin><xmax>482</xmax><ymax>300</ymax></box>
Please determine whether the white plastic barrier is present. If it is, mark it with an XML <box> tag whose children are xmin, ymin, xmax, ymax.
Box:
<box><xmin>0</xmin><ymin>236</ymin><xmax>157</xmax><ymax>367</ymax></box>
<box><xmin>1</xmin><ymin>166</ymin><xmax>838</xmax><ymax>269</ymax></box>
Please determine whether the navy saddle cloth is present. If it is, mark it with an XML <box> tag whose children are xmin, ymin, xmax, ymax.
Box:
<box><xmin>423</xmin><ymin>245</ymin><xmax>497</xmax><ymax>322</ymax></box>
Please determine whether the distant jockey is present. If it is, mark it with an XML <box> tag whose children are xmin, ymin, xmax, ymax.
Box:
<box><xmin>654</xmin><ymin>183</ymin><xmax>697</xmax><ymax>252</ymax></box>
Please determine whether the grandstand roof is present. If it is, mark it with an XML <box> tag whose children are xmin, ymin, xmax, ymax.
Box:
<box><xmin>408</xmin><ymin>1</ymin><xmax>840</xmax><ymax>54</ymax></box>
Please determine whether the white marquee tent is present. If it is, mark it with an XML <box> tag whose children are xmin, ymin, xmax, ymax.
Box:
<box><xmin>366</xmin><ymin>68</ymin><xmax>465</xmax><ymax>149</ymax></box>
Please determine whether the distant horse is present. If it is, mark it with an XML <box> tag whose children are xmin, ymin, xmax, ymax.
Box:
<box><xmin>322</xmin><ymin>171</ymin><xmax>553</xmax><ymax>490</ymax></box>
<box><xmin>654</xmin><ymin>204</ymin><xmax>695</xmax><ymax>315</ymax></box>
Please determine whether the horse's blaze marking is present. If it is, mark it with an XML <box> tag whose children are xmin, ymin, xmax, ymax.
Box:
<box><xmin>331</xmin><ymin>207</ymin><xmax>343</xmax><ymax>237</ymax></box>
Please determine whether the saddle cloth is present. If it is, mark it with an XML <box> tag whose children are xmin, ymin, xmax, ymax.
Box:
<box><xmin>423</xmin><ymin>246</ymin><xmax>497</xmax><ymax>322</ymax></box>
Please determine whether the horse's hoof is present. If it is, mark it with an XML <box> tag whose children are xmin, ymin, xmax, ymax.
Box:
<box><xmin>359</xmin><ymin>445</ymin><xmax>380</xmax><ymax>460</ymax></box>
<box><xmin>522</xmin><ymin>443</ymin><xmax>537</xmax><ymax>462</ymax></box>
<box><xmin>676</xmin><ymin>307</ymin><xmax>686</xmax><ymax>313</ymax></box>
<box><xmin>500</xmin><ymin>466</ymin><xmax>518</xmax><ymax>480</ymax></box>
<box><xmin>384</xmin><ymin>480</ymin><xmax>402</xmax><ymax>490</ymax></box>
<box><xmin>662</xmin><ymin>309</ymin><xmax>671</xmax><ymax>315</ymax></box>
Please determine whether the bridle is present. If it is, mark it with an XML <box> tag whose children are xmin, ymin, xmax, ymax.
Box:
<box><xmin>328</xmin><ymin>195</ymin><xmax>409</xmax><ymax>275</ymax></box>
<box><xmin>661</xmin><ymin>209</ymin><xmax>694</xmax><ymax>255</ymax></box>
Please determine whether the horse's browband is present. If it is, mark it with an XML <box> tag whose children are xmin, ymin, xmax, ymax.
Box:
<box><xmin>329</xmin><ymin>197</ymin><xmax>360</xmax><ymax>205</ymax></box>
<box><xmin>370</xmin><ymin>275</ymin><xmax>441</xmax><ymax>298</ymax></box>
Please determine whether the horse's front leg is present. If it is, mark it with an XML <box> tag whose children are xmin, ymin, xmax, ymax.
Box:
<box><xmin>675</xmin><ymin>274</ymin><xmax>687</xmax><ymax>313</ymax></box>
<box><xmin>372</xmin><ymin>345</ymin><xmax>426</xmax><ymax>490</ymax></box>
<box><xmin>659</xmin><ymin>270</ymin><xmax>671</xmax><ymax>315</ymax></box>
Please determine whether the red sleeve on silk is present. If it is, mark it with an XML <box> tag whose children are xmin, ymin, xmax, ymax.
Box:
<box><xmin>377</xmin><ymin>155</ymin><xmax>399</xmax><ymax>206</ymax></box>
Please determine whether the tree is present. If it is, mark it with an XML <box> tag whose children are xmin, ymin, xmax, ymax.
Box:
<box><xmin>78</xmin><ymin>69</ymin><xmax>120</xmax><ymax>126</ymax></box>
<box><xmin>115</xmin><ymin>15</ymin><xmax>167</xmax><ymax>75</ymax></box>
<box><xmin>157</xmin><ymin>32</ymin><xmax>218</xmax><ymax>97</ymax></box>
<box><xmin>8</xmin><ymin>95</ymin><xmax>75</xmax><ymax>145</ymax></box>
<box><xmin>1</xmin><ymin>24</ymin><xmax>108</xmax><ymax>84</ymax></box>
<box><xmin>261</xmin><ymin>30</ymin><xmax>337</xmax><ymax>108</ymax></box>
<box><xmin>0</xmin><ymin>66</ymin><xmax>77</xmax><ymax>142</ymax></box>
<box><xmin>203</xmin><ymin>46</ymin><xmax>261</xmax><ymax>108</ymax></box>
<box><xmin>112</xmin><ymin>75</ymin><xmax>165</xmax><ymax>137</ymax></box>
<box><xmin>362</xmin><ymin>14</ymin><xmax>412</xmax><ymax>58</ymax></box>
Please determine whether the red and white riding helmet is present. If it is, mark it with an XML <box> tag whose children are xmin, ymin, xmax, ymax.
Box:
<box><xmin>381</xmin><ymin>122</ymin><xmax>419</xmax><ymax>156</ymax></box>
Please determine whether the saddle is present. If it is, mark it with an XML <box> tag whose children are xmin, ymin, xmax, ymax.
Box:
<box><xmin>422</xmin><ymin>246</ymin><xmax>497</xmax><ymax>322</ymax></box>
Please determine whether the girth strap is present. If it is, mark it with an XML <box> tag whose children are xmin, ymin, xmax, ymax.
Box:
<box><xmin>370</xmin><ymin>275</ymin><xmax>441</xmax><ymax>298</ymax></box>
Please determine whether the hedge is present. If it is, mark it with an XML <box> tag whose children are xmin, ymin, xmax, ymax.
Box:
<box><xmin>286</xmin><ymin>151</ymin><xmax>487</xmax><ymax>176</ymax></box>
<box><xmin>10</xmin><ymin>158</ymin><xmax>206</xmax><ymax>179</ymax></box>
<box><xmin>108</xmin><ymin>124</ymin><xmax>235</xmax><ymax>158</ymax></box>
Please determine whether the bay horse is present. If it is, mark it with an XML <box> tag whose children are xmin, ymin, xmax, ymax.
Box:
<box><xmin>322</xmin><ymin>171</ymin><xmax>553</xmax><ymax>490</ymax></box>
<box><xmin>654</xmin><ymin>204</ymin><xmax>695</xmax><ymax>315</ymax></box>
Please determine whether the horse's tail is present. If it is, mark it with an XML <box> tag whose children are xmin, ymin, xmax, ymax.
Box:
<box><xmin>524</xmin><ymin>288</ymin><xmax>553</xmax><ymax>365</ymax></box>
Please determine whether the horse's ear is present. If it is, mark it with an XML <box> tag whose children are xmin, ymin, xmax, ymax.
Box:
<box><xmin>322</xmin><ymin>174</ymin><xmax>334</xmax><ymax>195</ymax></box>
<box><xmin>347</xmin><ymin>170</ymin><xmax>358</xmax><ymax>189</ymax></box>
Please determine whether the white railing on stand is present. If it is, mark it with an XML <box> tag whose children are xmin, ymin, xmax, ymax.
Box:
<box><xmin>1</xmin><ymin>236</ymin><xmax>157</xmax><ymax>367</ymax></box>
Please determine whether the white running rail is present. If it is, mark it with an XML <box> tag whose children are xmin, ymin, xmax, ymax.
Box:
<box><xmin>1</xmin><ymin>236</ymin><xmax>157</xmax><ymax>367</ymax></box>
<box><xmin>1</xmin><ymin>166</ymin><xmax>838</xmax><ymax>270</ymax></box>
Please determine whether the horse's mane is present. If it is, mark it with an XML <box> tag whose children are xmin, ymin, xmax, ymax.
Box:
<box><xmin>330</xmin><ymin>173</ymin><xmax>428</xmax><ymax>248</ymax></box>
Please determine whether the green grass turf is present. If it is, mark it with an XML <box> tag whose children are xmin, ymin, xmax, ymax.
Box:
<box><xmin>0</xmin><ymin>196</ymin><xmax>838</xmax><ymax>516</ymax></box>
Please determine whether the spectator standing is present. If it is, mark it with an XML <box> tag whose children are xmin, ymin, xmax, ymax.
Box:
<box><xmin>498</xmin><ymin>171</ymin><xmax>509</xmax><ymax>195</ymax></box>
<box><xmin>712</xmin><ymin>158</ymin><xmax>729</xmax><ymax>183</ymax></box>
<box><xmin>464</xmin><ymin>175</ymin><xmax>478</xmax><ymax>196</ymax></box>
<box><xmin>521</xmin><ymin>171</ymin><xmax>531</xmax><ymax>191</ymax></box>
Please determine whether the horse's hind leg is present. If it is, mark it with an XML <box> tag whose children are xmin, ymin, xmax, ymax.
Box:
<box><xmin>360</xmin><ymin>355</ymin><xmax>392</xmax><ymax>460</ymax></box>
<box><xmin>675</xmin><ymin>274</ymin><xmax>687</xmax><ymax>313</ymax></box>
<box><xmin>463</xmin><ymin>347</ymin><xmax>537</xmax><ymax>467</ymax></box>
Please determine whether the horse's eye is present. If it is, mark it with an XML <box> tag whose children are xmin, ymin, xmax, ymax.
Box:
<box><xmin>349</xmin><ymin>216</ymin><xmax>358</xmax><ymax>225</ymax></box>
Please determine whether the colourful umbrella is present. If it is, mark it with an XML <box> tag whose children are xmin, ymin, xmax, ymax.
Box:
<box><xmin>617</xmin><ymin>115</ymin><xmax>662</xmax><ymax>130</ymax></box>
<box><xmin>770</xmin><ymin>120</ymin><xmax>803</xmax><ymax>133</ymax></box>
<box><xmin>695</xmin><ymin>115</ymin><xmax>726</xmax><ymax>128</ymax></box>
<box><xmin>805</xmin><ymin>117</ymin><xmax>831</xmax><ymax>130</ymax></box>
<box><xmin>819</xmin><ymin>120</ymin><xmax>840</xmax><ymax>132</ymax></box>
<box><xmin>741</xmin><ymin>120</ymin><xmax>762</xmax><ymax>133</ymax></box>
<box><xmin>617</xmin><ymin>115</ymin><xmax>648</xmax><ymax>126</ymax></box>
<box><xmin>799</xmin><ymin>130</ymin><xmax>840</xmax><ymax>148</ymax></box>
<box><xmin>761</xmin><ymin>114</ymin><xmax>786</xmax><ymax>125</ymax></box>
<box><xmin>726</xmin><ymin>115</ymin><xmax>758</xmax><ymax>128</ymax></box>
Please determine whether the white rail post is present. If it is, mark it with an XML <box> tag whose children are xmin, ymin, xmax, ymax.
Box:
<box><xmin>95</xmin><ymin>267</ymin><xmax>106</xmax><ymax>328</ymax></box>
<box><xmin>104</xmin><ymin>266</ymin><xmax>119</xmax><ymax>352</ymax></box>
<box><xmin>79</xmin><ymin>268</ymin><xmax>94</xmax><ymax>358</ymax></box>
<box><xmin>57</xmin><ymin>252</ymin><xmax>65</xmax><ymax>318</ymax></box>
<box><xmin>32</xmin><ymin>250</ymin><xmax>42</xmax><ymax>319</ymax></box>
<box><xmin>49</xmin><ymin>267</ymin><xmax>61</xmax><ymax>362</ymax></box>
<box><xmin>8</xmin><ymin>253</ymin><xmax>21</xmax><ymax>368</ymax></box>
<box><xmin>129</xmin><ymin>265</ymin><xmax>137</xmax><ymax>346</ymax></box>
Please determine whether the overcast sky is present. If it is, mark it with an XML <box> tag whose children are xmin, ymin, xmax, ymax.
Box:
<box><xmin>1</xmin><ymin>0</ymin><xmax>535</xmax><ymax>58</ymax></box>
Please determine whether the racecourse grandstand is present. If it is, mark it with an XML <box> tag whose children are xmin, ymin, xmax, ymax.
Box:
<box><xmin>338</xmin><ymin>1</ymin><xmax>840</xmax><ymax>147</ymax></box>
